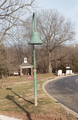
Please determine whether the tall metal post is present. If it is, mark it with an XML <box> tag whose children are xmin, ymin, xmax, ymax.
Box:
<box><xmin>33</xmin><ymin>45</ymin><xmax>37</xmax><ymax>106</ymax></box>
<box><xmin>29</xmin><ymin>12</ymin><xmax>43</xmax><ymax>106</ymax></box>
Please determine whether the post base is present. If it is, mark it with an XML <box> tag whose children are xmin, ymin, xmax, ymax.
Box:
<box><xmin>35</xmin><ymin>98</ymin><xmax>38</xmax><ymax>106</ymax></box>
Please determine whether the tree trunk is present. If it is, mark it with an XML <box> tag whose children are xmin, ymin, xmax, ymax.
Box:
<box><xmin>48</xmin><ymin>53</ymin><xmax>52</xmax><ymax>73</ymax></box>
<box><xmin>48</xmin><ymin>61</ymin><xmax>52</xmax><ymax>73</ymax></box>
<box><xmin>1</xmin><ymin>74</ymin><xmax>4</xmax><ymax>89</ymax></box>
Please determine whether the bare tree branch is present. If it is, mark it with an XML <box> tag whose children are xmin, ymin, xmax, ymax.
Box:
<box><xmin>37</xmin><ymin>9</ymin><xmax>75</xmax><ymax>73</ymax></box>
<box><xmin>0</xmin><ymin>0</ymin><xmax>35</xmax><ymax>43</ymax></box>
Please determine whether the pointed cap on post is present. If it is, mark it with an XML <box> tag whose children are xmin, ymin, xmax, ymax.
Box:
<box><xmin>29</xmin><ymin>12</ymin><xmax>43</xmax><ymax>45</ymax></box>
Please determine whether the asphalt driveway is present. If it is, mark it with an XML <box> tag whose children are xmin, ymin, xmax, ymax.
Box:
<box><xmin>45</xmin><ymin>75</ymin><xmax>78</xmax><ymax>113</ymax></box>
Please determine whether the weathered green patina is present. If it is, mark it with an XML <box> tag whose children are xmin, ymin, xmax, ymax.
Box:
<box><xmin>29</xmin><ymin>12</ymin><xmax>43</xmax><ymax>106</ymax></box>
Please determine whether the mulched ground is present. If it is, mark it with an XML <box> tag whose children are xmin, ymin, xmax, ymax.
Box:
<box><xmin>22</xmin><ymin>75</ymin><xmax>55</xmax><ymax>81</ymax></box>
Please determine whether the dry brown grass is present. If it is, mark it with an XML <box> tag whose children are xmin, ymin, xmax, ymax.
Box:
<box><xmin>0</xmin><ymin>75</ymin><xmax>77</xmax><ymax>120</ymax></box>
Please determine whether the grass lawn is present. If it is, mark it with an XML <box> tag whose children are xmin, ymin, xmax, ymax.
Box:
<box><xmin>0</xmin><ymin>74</ymin><xmax>77</xmax><ymax>120</ymax></box>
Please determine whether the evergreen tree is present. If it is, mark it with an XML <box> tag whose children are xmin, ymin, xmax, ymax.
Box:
<box><xmin>0</xmin><ymin>44</ymin><xmax>8</xmax><ymax>78</ymax></box>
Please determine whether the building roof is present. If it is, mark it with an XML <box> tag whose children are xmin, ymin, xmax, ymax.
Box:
<box><xmin>19</xmin><ymin>57</ymin><xmax>33</xmax><ymax>68</ymax></box>
<box><xmin>19</xmin><ymin>62</ymin><xmax>33</xmax><ymax>68</ymax></box>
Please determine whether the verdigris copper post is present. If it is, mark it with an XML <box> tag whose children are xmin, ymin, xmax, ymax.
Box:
<box><xmin>29</xmin><ymin>12</ymin><xmax>43</xmax><ymax>106</ymax></box>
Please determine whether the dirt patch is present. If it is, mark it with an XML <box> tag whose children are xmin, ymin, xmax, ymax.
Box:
<box><xmin>0</xmin><ymin>112</ymin><xmax>77</xmax><ymax>120</ymax></box>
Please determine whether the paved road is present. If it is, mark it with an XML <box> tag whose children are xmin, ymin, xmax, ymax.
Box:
<box><xmin>45</xmin><ymin>75</ymin><xmax>78</xmax><ymax>113</ymax></box>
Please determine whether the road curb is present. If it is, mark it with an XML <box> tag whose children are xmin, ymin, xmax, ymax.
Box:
<box><xmin>42</xmin><ymin>75</ymin><xmax>78</xmax><ymax>118</ymax></box>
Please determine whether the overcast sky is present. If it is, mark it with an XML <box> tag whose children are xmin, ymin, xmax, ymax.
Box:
<box><xmin>35</xmin><ymin>0</ymin><xmax>78</xmax><ymax>43</ymax></box>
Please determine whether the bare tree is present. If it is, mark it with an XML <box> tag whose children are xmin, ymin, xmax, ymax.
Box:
<box><xmin>37</xmin><ymin>9</ymin><xmax>75</xmax><ymax>73</ymax></box>
<box><xmin>0</xmin><ymin>0</ymin><xmax>35</xmax><ymax>43</ymax></box>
